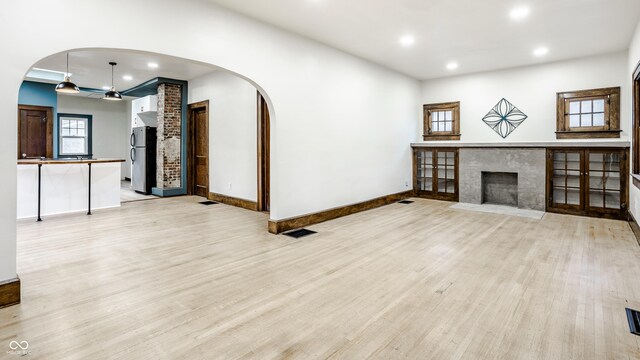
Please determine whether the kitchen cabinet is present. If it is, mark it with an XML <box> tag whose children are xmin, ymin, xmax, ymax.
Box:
<box><xmin>132</xmin><ymin>95</ymin><xmax>158</xmax><ymax>115</ymax></box>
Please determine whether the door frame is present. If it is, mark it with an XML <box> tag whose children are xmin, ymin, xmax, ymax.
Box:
<box><xmin>257</xmin><ymin>93</ymin><xmax>270</xmax><ymax>212</ymax></box>
<box><xmin>17</xmin><ymin>104</ymin><xmax>54</xmax><ymax>159</ymax></box>
<box><xmin>187</xmin><ymin>100</ymin><xmax>209</xmax><ymax>196</ymax></box>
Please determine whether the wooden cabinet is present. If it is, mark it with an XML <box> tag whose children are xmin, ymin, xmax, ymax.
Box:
<box><xmin>413</xmin><ymin>147</ymin><xmax>459</xmax><ymax>201</ymax></box>
<box><xmin>547</xmin><ymin>148</ymin><xmax>628</xmax><ymax>219</ymax></box>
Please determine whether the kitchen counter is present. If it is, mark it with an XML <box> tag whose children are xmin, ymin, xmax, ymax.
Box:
<box><xmin>17</xmin><ymin>158</ymin><xmax>125</xmax><ymax>165</ymax></box>
<box><xmin>17</xmin><ymin>158</ymin><xmax>125</xmax><ymax>220</ymax></box>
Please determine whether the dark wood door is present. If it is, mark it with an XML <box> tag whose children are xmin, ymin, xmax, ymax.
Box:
<box><xmin>188</xmin><ymin>101</ymin><xmax>209</xmax><ymax>198</ymax></box>
<box><xmin>414</xmin><ymin>148</ymin><xmax>458</xmax><ymax>201</ymax></box>
<box><xmin>585</xmin><ymin>149</ymin><xmax>627</xmax><ymax>218</ymax></box>
<box><xmin>547</xmin><ymin>149</ymin><xmax>584</xmax><ymax>212</ymax></box>
<box><xmin>258</xmin><ymin>93</ymin><xmax>270</xmax><ymax>212</ymax></box>
<box><xmin>18</xmin><ymin>105</ymin><xmax>53</xmax><ymax>159</ymax></box>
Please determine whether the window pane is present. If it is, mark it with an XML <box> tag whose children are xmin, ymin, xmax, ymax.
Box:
<box><xmin>593</xmin><ymin>99</ymin><xmax>605</xmax><ymax>113</ymax></box>
<box><xmin>593</xmin><ymin>113</ymin><xmax>605</xmax><ymax>126</ymax></box>
<box><xmin>62</xmin><ymin>119</ymin><xmax>70</xmax><ymax>128</ymax></box>
<box><xmin>581</xmin><ymin>100</ymin><xmax>592</xmax><ymax>113</ymax></box>
<box><xmin>69</xmin><ymin>119</ymin><xmax>77</xmax><ymax>129</ymax></box>
<box><xmin>581</xmin><ymin>114</ymin><xmax>592</xmax><ymax>127</ymax></box>
<box><xmin>569</xmin><ymin>101</ymin><xmax>581</xmax><ymax>114</ymax></box>
<box><xmin>445</xmin><ymin>121</ymin><xmax>452</xmax><ymax>132</ymax></box>
<box><xmin>70</xmin><ymin>128</ymin><xmax>77</xmax><ymax>136</ymax></box>
<box><xmin>570</xmin><ymin>115</ymin><xmax>581</xmax><ymax>127</ymax></box>
<box><xmin>431</xmin><ymin>111</ymin><xmax>438</xmax><ymax>122</ymax></box>
<box><xmin>61</xmin><ymin>137</ymin><xmax>86</xmax><ymax>154</ymax></box>
<box><xmin>77</xmin><ymin>120</ymin><xmax>85</xmax><ymax>129</ymax></box>
<box><xmin>445</xmin><ymin>111</ymin><xmax>452</xmax><ymax>121</ymax></box>
<box><xmin>78</xmin><ymin>128</ymin><xmax>85</xmax><ymax>136</ymax></box>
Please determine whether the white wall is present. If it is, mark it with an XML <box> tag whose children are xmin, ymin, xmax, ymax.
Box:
<box><xmin>421</xmin><ymin>52</ymin><xmax>630</xmax><ymax>142</ymax></box>
<box><xmin>189</xmin><ymin>71</ymin><xmax>258</xmax><ymax>202</ymax></box>
<box><xmin>57</xmin><ymin>95</ymin><xmax>129</xmax><ymax>178</ymax></box>
<box><xmin>628</xmin><ymin>21</ymin><xmax>640</xmax><ymax>221</ymax></box>
<box><xmin>0</xmin><ymin>0</ymin><xmax>420</xmax><ymax>283</ymax></box>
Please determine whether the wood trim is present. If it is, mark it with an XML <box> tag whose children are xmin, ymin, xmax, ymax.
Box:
<box><xmin>187</xmin><ymin>101</ymin><xmax>209</xmax><ymax>197</ymax></box>
<box><xmin>17</xmin><ymin>105</ymin><xmax>54</xmax><ymax>159</ymax></box>
<box><xmin>208</xmin><ymin>192</ymin><xmax>258</xmax><ymax>211</ymax></box>
<box><xmin>257</xmin><ymin>93</ymin><xmax>270</xmax><ymax>212</ymax></box>
<box><xmin>0</xmin><ymin>277</ymin><xmax>20</xmax><ymax>309</ymax></box>
<box><xmin>423</xmin><ymin>101</ymin><xmax>460</xmax><ymax>140</ymax></box>
<box><xmin>556</xmin><ymin>87</ymin><xmax>621</xmax><ymax>139</ymax></box>
<box><xmin>632</xmin><ymin>60</ymin><xmax>640</xmax><ymax>177</ymax></box>
<box><xmin>628</xmin><ymin>210</ymin><xmax>640</xmax><ymax>247</ymax></box>
<box><xmin>268</xmin><ymin>190</ymin><xmax>413</xmax><ymax>234</ymax></box>
<box><xmin>555</xmin><ymin>130</ymin><xmax>621</xmax><ymax>139</ymax></box>
<box><xmin>422</xmin><ymin>134</ymin><xmax>461</xmax><ymax>141</ymax></box>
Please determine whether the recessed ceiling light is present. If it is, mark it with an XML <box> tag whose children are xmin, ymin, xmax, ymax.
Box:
<box><xmin>147</xmin><ymin>62</ymin><xmax>159</xmax><ymax>69</ymax></box>
<box><xmin>533</xmin><ymin>47</ymin><xmax>549</xmax><ymax>57</ymax></box>
<box><xmin>509</xmin><ymin>6</ymin><xmax>530</xmax><ymax>21</ymax></box>
<box><xmin>122</xmin><ymin>75</ymin><xmax>133</xmax><ymax>81</ymax></box>
<box><xmin>446</xmin><ymin>62</ymin><xmax>459</xmax><ymax>70</ymax></box>
<box><xmin>399</xmin><ymin>35</ymin><xmax>416</xmax><ymax>47</ymax></box>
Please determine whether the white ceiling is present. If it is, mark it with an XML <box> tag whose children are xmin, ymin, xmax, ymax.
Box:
<box><xmin>27</xmin><ymin>49</ymin><xmax>218</xmax><ymax>92</ymax></box>
<box><xmin>206</xmin><ymin>0</ymin><xmax>640</xmax><ymax>80</ymax></box>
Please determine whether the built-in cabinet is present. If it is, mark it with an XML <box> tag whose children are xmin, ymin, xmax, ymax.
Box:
<box><xmin>546</xmin><ymin>148</ymin><xmax>628</xmax><ymax>220</ymax></box>
<box><xmin>413</xmin><ymin>147</ymin><xmax>459</xmax><ymax>201</ymax></box>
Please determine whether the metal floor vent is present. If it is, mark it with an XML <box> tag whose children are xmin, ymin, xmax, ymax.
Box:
<box><xmin>398</xmin><ymin>200</ymin><xmax>415</xmax><ymax>204</ymax></box>
<box><xmin>199</xmin><ymin>201</ymin><xmax>218</xmax><ymax>206</ymax></box>
<box><xmin>284</xmin><ymin>229</ymin><xmax>317</xmax><ymax>239</ymax></box>
<box><xmin>626</xmin><ymin>308</ymin><xmax>640</xmax><ymax>336</ymax></box>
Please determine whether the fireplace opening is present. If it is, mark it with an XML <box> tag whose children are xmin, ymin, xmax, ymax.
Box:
<box><xmin>482</xmin><ymin>172</ymin><xmax>518</xmax><ymax>207</ymax></box>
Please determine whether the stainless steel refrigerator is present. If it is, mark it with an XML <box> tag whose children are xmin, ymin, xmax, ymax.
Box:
<box><xmin>130</xmin><ymin>126</ymin><xmax>157</xmax><ymax>194</ymax></box>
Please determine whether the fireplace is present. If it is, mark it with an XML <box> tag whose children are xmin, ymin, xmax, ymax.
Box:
<box><xmin>482</xmin><ymin>172</ymin><xmax>518</xmax><ymax>207</ymax></box>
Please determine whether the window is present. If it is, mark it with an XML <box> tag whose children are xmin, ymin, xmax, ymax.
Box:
<box><xmin>556</xmin><ymin>87</ymin><xmax>620</xmax><ymax>139</ymax></box>
<box><xmin>58</xmin><ymin>114</ymin><xmax>92</xmax><ymax>157</ymax></box>
<box><xmin>423</xmin><ymin>102</ymin><xmax>460</xmax><ymax>141</ymax></box>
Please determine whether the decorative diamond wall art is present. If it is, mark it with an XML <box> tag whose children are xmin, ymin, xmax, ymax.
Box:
<box><xmin>482</xmin><ymin>98</ymin><xmax>528</xmax><ymax>139</ymax></box>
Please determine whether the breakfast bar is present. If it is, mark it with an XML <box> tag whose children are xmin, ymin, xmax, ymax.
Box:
<box><xmin>17</xmin><ymin>158</ymin><xmax>125</xmax><ymax>220</ymax></box>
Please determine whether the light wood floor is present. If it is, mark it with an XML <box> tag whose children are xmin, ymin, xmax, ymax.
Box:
<box><xmin>1</xmin><ymin>197</ymin><xmax>640</xmax><ymax>359</ymax></box>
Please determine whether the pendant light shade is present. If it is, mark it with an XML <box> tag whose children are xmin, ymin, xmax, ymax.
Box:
<box><xmin>55</xmin><ymin>53</ymin><xmax>80</xmax><ymax>94</ymax></box>
<box><xmin>104</xmin><ymin>62</ymin><xmax>123</xmax><ymax>101</ymax></box>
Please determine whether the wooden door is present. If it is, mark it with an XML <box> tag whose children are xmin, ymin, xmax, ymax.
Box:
<box><xmin>188</xmin><ymin>101</ymin><xmax>209</xmax><ymax>198</ymax></box>
<box><xmin>585</xmin><ymin>149</ymin><xmax>627</xmax><ymax>218</ymax></box>
<box><xmin>414</xmin><ymin>148</ymin><xmax>436</xmax><ymax>198</ymax></box>
<box><xmin>257</xmin><ymin>93</ymin><xmax>270</xmax><ymax>212</ymax></box>
<box><xmin>18</xmin><ymin>105</ymin><xmax>53</xmax><ymax>159</ymax></box>
<box><xmin>547</xmin><ymin>149</ymin><xmax>584</xmax><ymax>212</ymax></box>
<box><xmin>434</xmin><ymin>149</ymin><xmax>458</xmax><ymax>201</ymax></box>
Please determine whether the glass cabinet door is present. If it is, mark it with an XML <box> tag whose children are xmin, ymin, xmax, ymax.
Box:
<box><xmin>416</xmin><ymin>149</ymin><xmax>434</xmax><ymax>192</ymax></box>
<box><xmin>587</xmin><ymin>151</ymin><xmax>622</xmax><ymax>210</ymax></box>
<box><xmin>551</xmin><ymin>150</ymin><xmax>583</xmax><ymax>208</ymax></box>
<box><xmin>436</xmin><ymin>150</ymin><xmax>456</xmax><ymax>195</ymax></box>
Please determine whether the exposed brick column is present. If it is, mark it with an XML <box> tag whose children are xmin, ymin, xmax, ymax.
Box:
<box><xmin>156</xmin><ymin>83</ymin><xmax>182</xmax><ymax>189</ymax></box>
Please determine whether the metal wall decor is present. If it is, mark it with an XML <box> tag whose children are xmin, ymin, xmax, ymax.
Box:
<box><xmin>482</xmin><ymin>98</ymin><xmax>528</xmax><ymax>138</ymax></box>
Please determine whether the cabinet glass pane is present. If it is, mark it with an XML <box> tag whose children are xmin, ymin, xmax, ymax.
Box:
<box><xmin>416</xmin><ymin>150</ymin><xmax>433</xmax><ymax>192</ymax></box>
<box><xmin>567</xmin><ymin>189</ymin><xmax>581</xmax><ymax>205</ymax></box>
<box><xmin>589</xmin><ymin>190</ymin><xmax>604</xmax><ymax>208</ymax></box>
<box><xmin>605</xmin><ymin>192</ymin><xmax>621</xmax><ymax>209</ymax></box>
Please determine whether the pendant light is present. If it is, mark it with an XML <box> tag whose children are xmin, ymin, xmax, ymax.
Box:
<box><xmin>55</xmin><ymin>53</ymin><xmax>80</xmax><ymax>94</ymax></box>
<box><xmin>104</xmin><ymin>62</ymin><xmax>123</xmax><ymax>101</ymax></box>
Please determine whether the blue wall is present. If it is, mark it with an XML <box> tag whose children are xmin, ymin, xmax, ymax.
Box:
<box><xmin>18</xmin><ymin>81</ymin><xmax>59</xmax><ymax>157</ymax></box>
